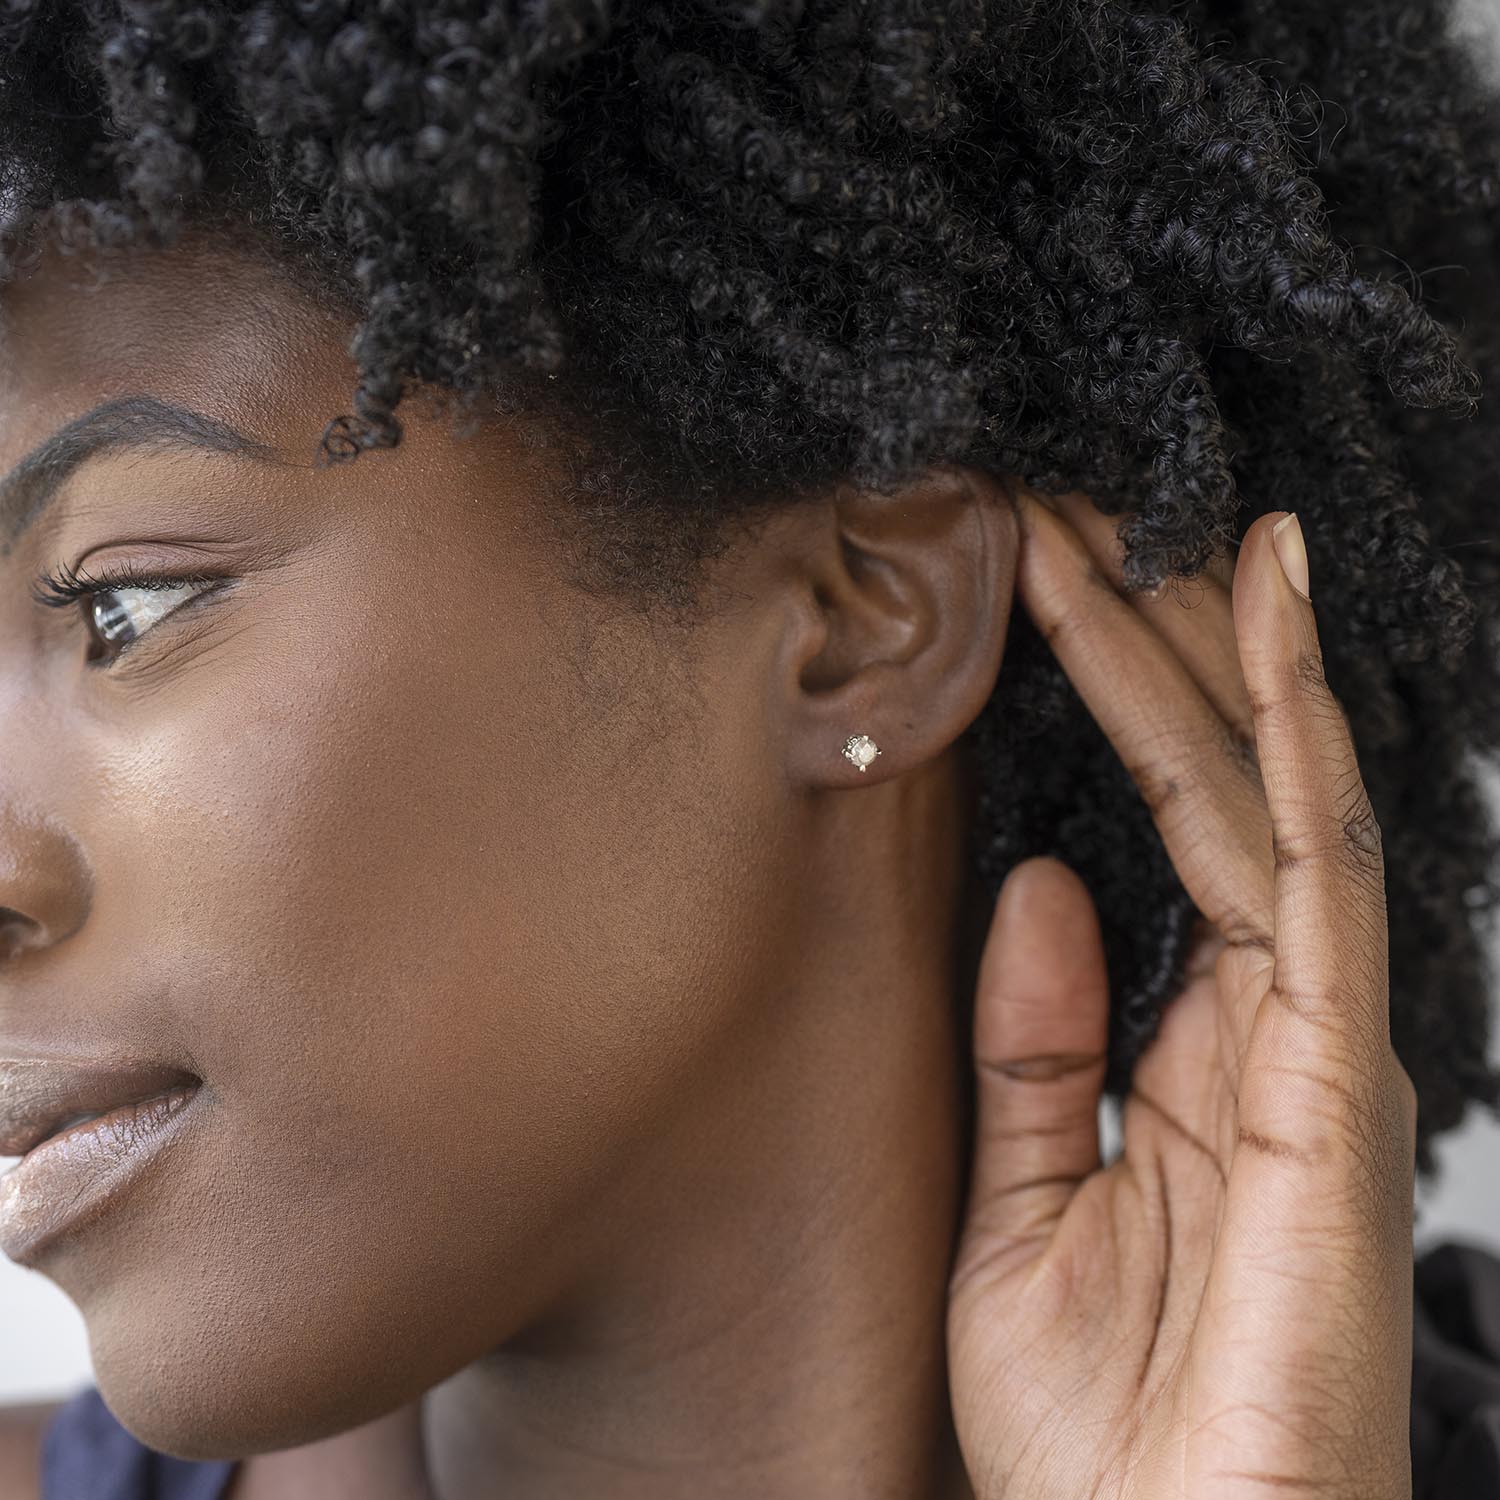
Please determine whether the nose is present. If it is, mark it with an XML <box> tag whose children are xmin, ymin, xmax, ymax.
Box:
<box><xmin>0</xmin><ymin>803</ymin><xmax>92</xmax><ymax>963</ymax></box>
<box><xmin>0</xmin><ymin>905</ymin><xmax>45</xmax><ymax>959</ymax></box>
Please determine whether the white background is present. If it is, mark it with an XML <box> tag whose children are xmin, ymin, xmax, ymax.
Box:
<box><xmin>4</xmin><ymin>0</ymin><xmax>1500</xmax><ymax>1408</ymax></box>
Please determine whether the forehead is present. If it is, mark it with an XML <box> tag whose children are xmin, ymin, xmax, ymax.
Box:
<box><xmin>0</xmin><ymin>228</ymin><xmax>360</xmax><ymax>462</ymax></box>
<box><xmin>0</xmin><ymin>225</ymin><xmax>569</xmax><ymax>580</ymax></box>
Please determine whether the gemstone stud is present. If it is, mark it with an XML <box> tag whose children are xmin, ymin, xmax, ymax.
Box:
<box><xmin>841</xmin><ymin>733</ymin><xmax>881</xmax><ymax>772</ymax></box>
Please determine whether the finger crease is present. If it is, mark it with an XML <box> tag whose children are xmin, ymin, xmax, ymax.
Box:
<box><xmin>1236</xmin><ymin>1126</ymin><xmax>1319</xmax><ymax>1166</ymax></box>
<box><xmin>1131</xmin><ymin>1085</ymin><xmax>1227</xmax><ymax>1185</ymax></box>
<box><xmin>979</xmin><ymin>1050</ymin><xmax>1107</xmax><ymax>1083</ymax></box>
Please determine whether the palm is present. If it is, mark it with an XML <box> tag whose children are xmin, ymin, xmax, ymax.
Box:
<box><xmin>947</xmin><ymin>494</ymin><xmax>1416</xmax><ymax>1500</ymax></box>
<box><xmin>952</xmin><ymin>932</ymin><xmax>1295</xmax><ymax>1497</ymax></box>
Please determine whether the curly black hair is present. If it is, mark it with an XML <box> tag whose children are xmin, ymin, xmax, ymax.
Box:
<box><xmin>2</xmin><ymin>0</ymin><xmax>1497</xmax><ymax>1176</ymax></box>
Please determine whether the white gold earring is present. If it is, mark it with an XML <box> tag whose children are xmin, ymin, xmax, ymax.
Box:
<box><xmin>841</xmin><ymin>733</ymin><xmax>881</xmax><ymax>772</ymax></box>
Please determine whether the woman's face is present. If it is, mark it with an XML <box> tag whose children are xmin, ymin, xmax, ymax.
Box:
<box><xmin>0</xmin><ymin>232</ymin><xmax>840</xmax><ymax>1454</ymax></box>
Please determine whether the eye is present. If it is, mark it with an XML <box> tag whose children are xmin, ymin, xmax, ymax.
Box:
<box><xmin>88</xmin><ymin>582</ymin><xmax>202</xmax><ymax>658</ymax></box>
<box><xmin>31</xmin><ymin>562</ymin><xmax>233</xmax><ymax>669</ymax></box>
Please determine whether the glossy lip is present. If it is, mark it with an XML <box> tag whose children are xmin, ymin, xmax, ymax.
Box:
<box><xmin>0</xmin><ymin>1059</ymin><xmax>204</xmax><ymax>1265</ymax></box>
<box><xmin>0</xmin><ymin>1057</ymin><xmax>200</xmax><ymax>1158</ymax></box>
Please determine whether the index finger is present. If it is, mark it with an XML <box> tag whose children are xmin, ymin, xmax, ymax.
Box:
<box><xmin>1232</xmin><ymin>510</ymin><xmax>1393</xmax><ymax>1073</ymax></box>
<box><xmin>1219</xmin><ymin>513</ymin><xmax>1414</xmax><ymax>1326</ymax></box>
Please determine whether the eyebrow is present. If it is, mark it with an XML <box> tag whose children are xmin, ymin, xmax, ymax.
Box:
<box><xmin>0</xmin><ymin>394</ymin><xmax>279</xmax><ymax>557</ymax></box>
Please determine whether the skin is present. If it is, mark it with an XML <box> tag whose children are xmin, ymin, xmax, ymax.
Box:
<box><xmin>950</xmin><ymin>495</ymin><xmax>1417</xmax><ymax>1497</ymax></box>
<box><xmin>0</xmin><ymin>225</ymin><xmax>1417</xmax><ymax>1498</ymax></box>
<box><xmin>0</xmin><ymin>228</ymin><xmax>1004</xmax><ymax>1499</ymax></box>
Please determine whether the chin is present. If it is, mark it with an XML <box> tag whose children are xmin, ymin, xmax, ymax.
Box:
<box><xmin>79</xmin><ymin>1282</ymin><xmax>404</xmax><ymax>1461</ymax></box>
<box><xmin>89</xmin><ymin>1344</ymin><xmax>343</xmax><ymax>1461</ymax></box>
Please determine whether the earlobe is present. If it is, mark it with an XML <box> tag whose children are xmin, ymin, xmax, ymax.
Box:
<box><xmin>779</xmin><ymin>464</ymin><xmax>1020</xmax><ymax>792</ymax></box>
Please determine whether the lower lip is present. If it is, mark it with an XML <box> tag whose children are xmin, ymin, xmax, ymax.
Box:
<box><xmin>0</xmin><ymin>1084</ymin><xmax>202</xmax><ymax>1265</ymax></box>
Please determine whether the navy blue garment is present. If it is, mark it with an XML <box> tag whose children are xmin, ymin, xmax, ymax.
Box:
<box><xmin>39</xmin><ymin>1387</ymin><xmax>236</xmax><ymax>1500</ymax></box>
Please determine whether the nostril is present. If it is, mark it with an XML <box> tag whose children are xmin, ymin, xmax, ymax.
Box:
<box><xmin>0</xmin><ymin>907</ymin><xmax>45</xmax><ymax>961</ymax></box>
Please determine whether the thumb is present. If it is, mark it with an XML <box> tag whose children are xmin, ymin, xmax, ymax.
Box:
<box><xmin>953</xmin><ymin>856</ymin><xmax>1110</xmax><ymax>1286</ymax></box>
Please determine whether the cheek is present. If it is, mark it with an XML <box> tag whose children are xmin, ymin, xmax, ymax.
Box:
<box><xmin>54</xmin><ymin>567</ymin><xmax>767</xmax><ymax>1457</ymax></box>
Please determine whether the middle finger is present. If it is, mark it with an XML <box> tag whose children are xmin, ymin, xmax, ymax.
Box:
<box><xmin>1049</xmin><ymin>490</ymin><xmax>1255</xmax><ymax>752</ymax></box>
<box><xmin>1014</xmin><ymin>488</ymin><xmax>1276</xmax><ymax>953</ymax></box>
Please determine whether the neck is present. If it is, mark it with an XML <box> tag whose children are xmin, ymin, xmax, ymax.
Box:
<box><xmin>227</xmin><ymin>746</ymin><xmax>987</xmax><ymax>1500</ymax></box>
<box><xmin>418</xmin><ymin>743</ymin><xmax>982</xmax><ymax>1500</ymax></box>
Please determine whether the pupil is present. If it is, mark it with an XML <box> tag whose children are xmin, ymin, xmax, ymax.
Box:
<box><xmin>92</xmin><ymin>594</ymin><xmax>139</xmax><ymax>646</ymax></box>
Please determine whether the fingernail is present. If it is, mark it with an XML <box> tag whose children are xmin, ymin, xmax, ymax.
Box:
<box><xmin>1271</xmin><ymin>512</ymin><xmax>1311</xmax><ymax>601</ymax></box>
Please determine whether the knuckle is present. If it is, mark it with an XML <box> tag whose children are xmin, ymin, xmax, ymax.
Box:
<box><xmin>1120</xmin><ymin>725</ymin><xmax>1195</xmax><ymax>819</ymax></box>
<box><xmin>1127</xmin><ymin>760</ymin><xmax>1184</xmax><ymax>819</ymax></box>
<box><xmin>1339</xmin><ymin>797</ymin><xmax>1382</xmax><ymax>850</ymax></box>
<box><xmin>1272</xmin><ymin>786</ymin><xmax>1385</xmax><ymax>893</ymax></box>
<box><xmin>1333</xmin><ymin>776</ymin><xmax>1384</xmax><ymax>860</ymax></box>
<box><xmin>1033</xmin><ymin>588</ymin><xmax>1081</xmax><ymax>647</ymax></box>
<box><xmin>1250</xmin><ymin>645</ymin><xmax>1346</xmax><ymax>730</ymax></box>
<box><xmin>1268</xmin><ymin>973</ymin><xmax>1393</xmax><ymax>1082</ymax></box>
<box><xmin>1272</xmin><ymin>824</ymin><xmax>1341</xmax><ymax>873</ymax></box>
<box><xmin>1292</xmin><ymin>646</ymin><xmax>1329</xmax><ymax>696</ymax></box>
<box><xmin>1036</xmin><ymin>573</ymin><xmax>1110</xmax><ymax>648</ymax></box>
<box><xmin>1219</xmin><ymin>717</ymin><xmax>1263</xmax><ymax>784</ymax></box>
<box><xmin>1125</xmin><ymin>720</ymin><xmax>1254</xmax><ymax>824</ymax></box>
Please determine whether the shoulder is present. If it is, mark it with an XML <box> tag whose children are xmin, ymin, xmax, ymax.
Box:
<box><xmin>0</xmin><ymin>1401</ymin><xmax>64</xmax><ymax>1500</ymax></box>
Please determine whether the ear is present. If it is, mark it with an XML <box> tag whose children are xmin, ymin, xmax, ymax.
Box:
<box><xmin>775</xmin><ymin>464</ymin><xmax>1020</xmax><ymax>790</ymax></box>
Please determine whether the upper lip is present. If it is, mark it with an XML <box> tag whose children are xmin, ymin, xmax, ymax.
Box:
<box><xmin>0</xmin><ymin>1058</ymin><xmax>200</xmax><ymax>1158</ymax></box>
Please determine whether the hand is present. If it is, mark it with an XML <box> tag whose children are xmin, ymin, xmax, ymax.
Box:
<box><xmin>946</xmin><ymin>491</ymin><xmax>1417</xmax><ymax>1499</ymax></box>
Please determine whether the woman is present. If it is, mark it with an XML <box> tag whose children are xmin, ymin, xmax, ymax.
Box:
<box><xmin>0</xmin><ymin>0</ymin><xmax>1498</xmax><ymax>1496</ymax></box>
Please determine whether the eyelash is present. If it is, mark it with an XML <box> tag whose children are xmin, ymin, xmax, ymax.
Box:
<box><xmin>30</xmin><ymin>559</ymin><xmax>233</xmax><ymax>667</ymax></box>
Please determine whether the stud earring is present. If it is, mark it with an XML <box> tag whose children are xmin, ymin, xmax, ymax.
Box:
<box><xmin>841</xmin><ymin>733</ymin><xmax>881</xmax><ymax>772</ymax></box>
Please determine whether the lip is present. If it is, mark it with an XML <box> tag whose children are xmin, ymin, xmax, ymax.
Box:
<box><xmin>0</xmin><ymin>1057</ymin><xmax>203</xmax><ymax>1264</ymax></box>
